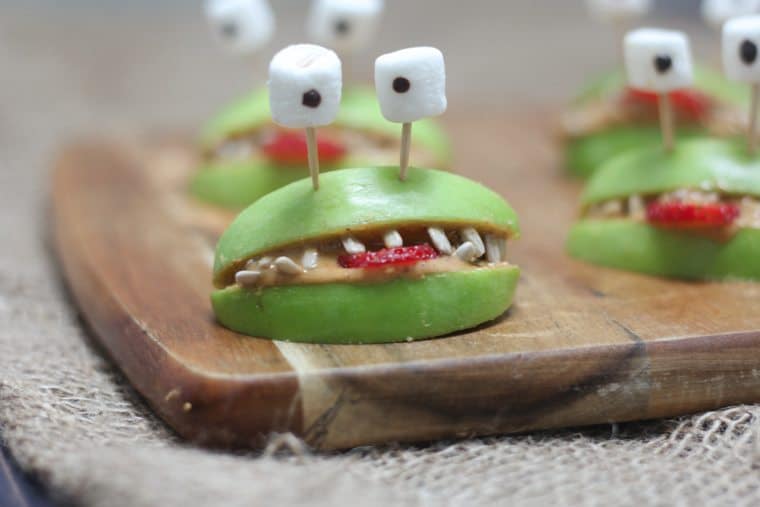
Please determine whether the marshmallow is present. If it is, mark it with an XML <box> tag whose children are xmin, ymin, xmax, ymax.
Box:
<box><xmin>375</xmin><ymin>47</ymin><xmax>447</xmax><ymax>124</ymax></box>
<box><xmin>702</xmin><ymin>0</ymin><xmax>760</xmax><ymax>30</ymax></box>
<box><xmin>268</xmin><ymin>44</ymin><xmax>343</xmax><ymax>129</ymax></box>
<box><xmin>724</xmin><ymin>16</ymin><xmax>760</xmax><ymax>82</ymax></box>
<box><xmin>308</xmin><ymin>0</ymin><xmax>384</xmax><ymax>54</ymax></box>
<box><xmin>205</xmin><ymin>0</ymin><xmax>275</xmax><ymax>54</ymax></box>
<box><xmin>624</xmin><ymin>28</ymin><xmax>694</xmax><ymax>93</ymax></box>
<box><xmin>585</xmin><ymin>0</ymin><xmax>652</xmax><ymax>23</ymax></box>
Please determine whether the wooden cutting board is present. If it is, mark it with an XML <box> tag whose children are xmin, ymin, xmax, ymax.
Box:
<box><xmin>51</xmin><ymin>115</ymin><xmax>760</xmax><ymax>451</ymax></box>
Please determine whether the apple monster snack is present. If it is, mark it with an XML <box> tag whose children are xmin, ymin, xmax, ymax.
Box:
<box><xmin>194</xmin><ymin>0</ymin><xmax>450</xmax><ymax>210</ymax></box>
<box><xmin>211</xmin><ymin>46</ymin><xmax>520</xmax><ymax>344</ymax></box>
<box><xmin>561</xmin><ymin>0</ymin><xmax>749</xmax><ymax>178</ymax></box>
<box><xmin>568</xmin><ymin>25</ymin><xmax>760</xmax><ymax>280</ymax></box>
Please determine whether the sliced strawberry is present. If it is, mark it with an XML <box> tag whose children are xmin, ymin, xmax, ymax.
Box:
<box><xmin>338</xmin><ymin>244</ymin><xmax>439</xmax><ymax>269</ymax></box>
<box><xmin>262</xmin><ymin>131</ymin><xmax>347</xmax><ymax>165</ymax></box>
<box><xmin>622</xmin><ymin>88</ymin><xmax>713</xmax><ymax>121</ymax></box>
<box><xmin>646</xmin><ymin>201</ymin><xmax>740</xmax><ymax>229</ymax></box>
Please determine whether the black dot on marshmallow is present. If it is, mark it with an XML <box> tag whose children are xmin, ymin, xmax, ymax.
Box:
<box><xmin>335</xmin><ymin>19</ymin><xmax>350</xmax><ymax>36</ymax></box>
<box><xmin>741</xmin><ymin>40</ymin><xmax>758</xmax><ymax>65</ymax></box>
<box><xmin>302</xmin><ymin>89</ymin><xmax>322</xmax><ymax>108</ymax></box>
<box><xmin>654</xmin><ymin>55</ymin><xmax>673</xmax><ymax>74</ymax></box>
<box><xmin>221</xmin><ymin>22</ymin><xmax>238</xmax><ymax>39</ymax></box>
<box><xmin>393</xmin><ymin>77</ymin><xmax>411</xmax><ymax>94</ymax></box>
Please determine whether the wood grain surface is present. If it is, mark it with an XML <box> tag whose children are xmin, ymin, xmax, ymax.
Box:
<box><xmin>51</xmin><ymin>116</ymin><xmax>760</xmax><ymax>450</ymax></box>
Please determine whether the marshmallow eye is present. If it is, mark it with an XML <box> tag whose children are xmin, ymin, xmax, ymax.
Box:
<box><xmin>308</xmin><ymin>0</ymin><xmax>384</xmax><ymax>53</ymax></box>
<box><xmin>392</xmin><ymin>77</ymin><xmax>411</xmax><ymax>94</ymax></box>
<box><xmin>742</xmin><ymin>39</ymin><xmax>759</xmax><ymax>65</ymax></box>
<box><xmin>585</xmin><ymin>0</ymin><xmax>652</xmax><ymax>22</ymax></box>
<box><xmin>268</xmin><ymin>45</ymin><xmax>343</xmax><ymax>129</ymax></box>
<box><xmin>723</xmin><ymin>16</ymin><xmax>760</xmax><ymax>82</ymax></box>
<box><xmin>702</xmin><ymin>0</ymin><xmax>760</xmax><ymax>30</ymax></box>
<box><xmin>653</xmin><ymin>54</ymin><xmax>674</xmax><ymax>75</ymax></box>
<box><xmin>374</xmin><ymin>47</ymin><xmax>447</xmax><ymax>124</ymax></box>
<box><xmin>205</xmin><ymin>0</ymin><xmax>275</xmax><ymax>53</ymax></box>
<box><xmin>333</xmin><ymin>18</ymin><xmax>351</xmax><ymax>37</ymax></box>
<box><xmin>624</xmin><ymin>29</ymin><xmax>694</xmax><ymax>93</ymax></box>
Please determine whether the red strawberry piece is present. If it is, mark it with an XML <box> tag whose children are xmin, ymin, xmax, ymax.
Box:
<box><xmin>262</xmin><ymin>131</ymin><xmax>347</xmax><ymax>165</ymax></box>
<box><xmin>646</xmin><ymin>201</ymin><xmax>740</xmax><ymax>229</ymax></box>
<box><xmin>338</xmin><ymin>244</ymin><xmax>439</xmax><ymax>269</ymax></box>
<box><xmin>622</xmin><ymin>88</ymin><xmax>713</xmax><ymax>121</ymax></box>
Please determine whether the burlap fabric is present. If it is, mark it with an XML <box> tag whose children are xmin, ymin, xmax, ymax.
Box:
<box><xmin>4</xmin><ymin>255</ymin><xmax>760</xmax><ymax>507</ymax></box>
<box><xmin>3</xmin><ymin>3</ymin><xmax>760</xmax><ymax>506</ymax></box>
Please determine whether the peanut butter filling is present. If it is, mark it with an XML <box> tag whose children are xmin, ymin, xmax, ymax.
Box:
<box><xmin>584</xmin><ymin>189</ymin><xmax>760</xmax><ymax>231</ymax></box>
<box><xmin>227</xmin><ymin>225</ymin><xmax>511</xmax><ymax>289</ymax></box>
<box><xmin>560</xmin><ymin>96</ymin><xmax>744</xmax><ymax>140</ymax></box>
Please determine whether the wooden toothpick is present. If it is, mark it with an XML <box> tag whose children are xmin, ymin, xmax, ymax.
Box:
<box><xmin>305</xmin><ymin>127</ymin><xmax>320</xmax><ymax>190</ymax></box>
<box><xmin>658</xmin><ymin>92</ymin><xmax>674</xmax><ymax>152</ymax></box>
<box><xmin>749</xmin><ymin>83</ymin><xmax>759</xmax><ymax>155</ymax></box>
<box><xmin>399</xmin><ymin>122</ymin><xmax>412</xmax><ymax>181</ymax></box>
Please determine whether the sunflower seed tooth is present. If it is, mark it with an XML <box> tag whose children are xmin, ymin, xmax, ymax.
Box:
<box><xmin>485</xmin><ymin>234</ymin><xmax>502</xmax><ymax>263</ymax></box>
<box><xmin>302</xmin><ymin>248</ymin><xmax>318</xmax><ymax>270</ymax></box>
<box><xmin>427</xmin><ymin>227</ymin><xmax>453</xmax><ymax>255</ymax></box>
<box><xmin>342</xmin><ymin>236</ymin><xmax>366</xmax><ymax>254</ymax></box>
<box><xmin>628</xmin><ymin>195</ymin><xmax>645</xmax><ymax>217</ymax></box>
<box><xmin>235</xmin><ymin>270</ymin><xmax>261</xmax><ymax>287</ymax></box>
<box><xmin>460</xmin><ymin>227</ymin><xmax>485</xmax><ymax>257</ymax></box>
<box><xmin>274</xmin><ymin>256</ymin><xmax>303</xmax><ymax>275</ymax></box>
<box><xmin>217</xmin><ymin>139</ymin><xmax>253</xmax><ymax>160</ymax></box>
<box><xmin>455</xmin><ymin>241</ymin><xmax>478</xmax><ymax>263</ymax></box>
<box><xmin>244</xmin><ymin>259</ymin><xmax>258</xmax><ymax>270</ymax></box>
<box><xmin>600</xmin><ymin>199</ymin><xmax>622</xmax><ymax>215</ymax></box>
<box><xmin>258</xmin><ymin>256</ymin><xmax>273</xmax><ymax>268</ymax></box>
<box><xmin>383</xmin><ymin>230</ymin><xmax>403</xmax><ymax>248</ymax></box>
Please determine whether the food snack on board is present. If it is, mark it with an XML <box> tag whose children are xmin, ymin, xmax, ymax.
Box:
<box><xmin>211</xmin><ymin>166</ymin><xmax>520</xmax><ymax>343</ymax></box>
<box><xmin>569</xmin><ymin>20</ymin><xmax>760</xmax><ymax>280</ymax></box>
<box><xmin>211</xmin><ymin>44</ymin><xmax>519</xmax><ymax>344</ymax></box>
<box><xmin>567</xmin><ymin>137</ymin><xmax>760</xmax><ymax>279</ymax></box>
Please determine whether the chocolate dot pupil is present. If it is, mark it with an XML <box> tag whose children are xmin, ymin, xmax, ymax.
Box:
<box><xmin>654</xmin><ymin>55</ymin><xmax>672</xmax><ymax>74</ymax></box>
<box><xmin>741</xmin><ymin>39</ymin><xmax>758</xmax><ymax>65</ymax></box>
<box><xmin>335</xmin><ymin>19</ymin><xmax>350</xmax><ymax>36</ymax></box>
<box><xmin>221</xmin><ymin>22</ymin><xmax>238</xmax><ymax>38</ymax></box>
<box><xmin>302</xmin><ymin>89</ymin><xmax>322</xmax><ymax>108</ymax></box>
<box><xmin>393</xmin><ymin>77</ymin><xmax>411</xmax><ymax>93</ymax></box>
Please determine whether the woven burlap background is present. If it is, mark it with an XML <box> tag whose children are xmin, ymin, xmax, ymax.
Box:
<box><xmin>2</xmin><ymin>3</ymin><xmax>760</xmax><ymax>506</ymax></box>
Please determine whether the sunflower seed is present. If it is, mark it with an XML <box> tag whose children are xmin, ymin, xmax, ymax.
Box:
<box><xmin>427</xmin><ymin>227</ymin><xmax>453</xmax><ymax>255</ymax></box>
<box><xmin>383</xmin><ymin>230</ymin><xmax>403</xmax><ymax>248</ymax></box>
<box><xmin>274</xmin><ymin>257</ymin><xmax>303</xmax><ymax>275</ymax></box>
<box><xmin>460</xmin><ymin>227</ymin><xmax>485</xmax><ymax>257</ymax></box>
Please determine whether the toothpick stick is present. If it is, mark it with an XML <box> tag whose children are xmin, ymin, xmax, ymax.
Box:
<box><xmin>750</xmin><ymin>83</ymin><xmax>759</xmax><ymax>155</ymax></box>
<box><xmin>399</xmin><ymin>122</ymin><xmax>412</xmax><ymax>181</ymax></box>
<box><xmin>305</xmin><ymin>127</ymin><xmax>320</xmax><ymax>190</ymax></box>
<box><xmin>658</xmin><ymin>92</ymin><xmax>674</xmax><ymax>152</ymax></box>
